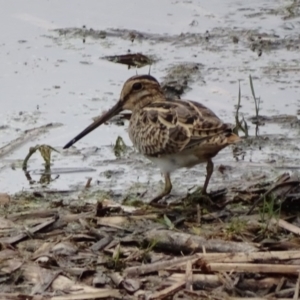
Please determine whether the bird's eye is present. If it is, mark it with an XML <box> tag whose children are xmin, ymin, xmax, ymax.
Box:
<box><xmin>132</xmin><ymin>82</ymin><xmax>143</xmax><ymax>91</ymax></box>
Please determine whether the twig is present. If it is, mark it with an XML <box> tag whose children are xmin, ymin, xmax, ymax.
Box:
<box><xmin>247</xmin><ymin>180</ymin><xmax>299</xmax><ymax>215</ymax></box>
<box><xmin>124</xmin><ymin>255</ymin><xmax>198</xmax><ymax>276</ymax></box>
<box><xmin>275</xmin><ymin>277</ymin><xmax>286</xmax><ymax>294</ymax></box>
<box><xmin>51</xmin><ymin>290</ymin><xmax>122</xmax><ymax>299</ymax></box>
<box><xmin>228</xmin><ymin>298</ymin><xmax>292</xmax><ymax>300</ymax></box>
<box><xmin>185</xmin><ymin>260</ymin><xmax>193</xmax><ymax>291</ymax></box>
<box><xmin>148</xmin><ymin>280</ymin><xmax>185</xmax><ymax>300</ymax></box>
<box><xmin>293</xmin><ymin>271</ymin><xmax>300</xmax><ymax>300</ymax></box>
<box><xmin>207</xmin><ymin>262</ymin><xmax>300</xmax><ymax>274</ymax></box>
<box><xmin>195</xmin><ymin>251</ymin><xmax>300</xmax><ymax>263</ymax></box>
<box><xmin>0</xmin><ymin>216</ymin><xmax>58</xmax><ymax>244</ymax></box>
<box><xmin>31</xmin><ymin>270</ymin><xmax>62</xmax><ymax>295</ymax></box>
<box><xmin>196</xmin><ymin>204</ymin><xmax>201</xmax><ymax>225</ymax></box>
<box><xmin>169</xmin><ymin>273</ymin><xmax>283</xmax><ymax>291</ymax></box>
<box><xmin>144</xmin><ymin>229</ymin><xmax>258</xmax><ymax>253</ymax></box>
<box><xmin>271</xmin><ymin>218</ymin><xmax>300</xmax><ymax>236</ymax></box>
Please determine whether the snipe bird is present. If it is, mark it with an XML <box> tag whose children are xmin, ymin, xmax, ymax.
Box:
<box><xmin>63</xmin><ymin>75</ymin><xmax>240</xmax><ymax>203</ymax></box>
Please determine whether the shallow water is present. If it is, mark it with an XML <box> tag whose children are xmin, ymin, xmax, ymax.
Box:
<box><xmin>1</xmin><ymin>0</ymin><xmax>300</xmax><ymax>197</ymax></box>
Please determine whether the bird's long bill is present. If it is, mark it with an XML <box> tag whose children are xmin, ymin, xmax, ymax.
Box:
<box><xmin>63</xmin><ymin>102</ymin><xmax>122</xmax><ymax>149</ymax></box>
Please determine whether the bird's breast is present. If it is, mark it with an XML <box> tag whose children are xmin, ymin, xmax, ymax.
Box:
<box><xmin>128</xmin><ymin>114</ymin><xmax>159</xmax><ymax>154</ymax></box>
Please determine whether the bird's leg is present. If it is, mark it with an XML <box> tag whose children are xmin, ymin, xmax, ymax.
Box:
<box><xmin>150</xmin><ymin>172</ymin><xmax>172</xmax><ymax>204</ymax></box>
<box><xmin>202</xmin><ymin>159</ymin><xmax>214</xmax><ymax>195</ymax></box>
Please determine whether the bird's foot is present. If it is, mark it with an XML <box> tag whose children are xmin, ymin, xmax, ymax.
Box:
<box><xmin>198</xmin><ymin>188</ymin><xmax>227</xmax><ymax>207</ymax></box>
<box><xmin>186</xmin><ymin>186</ymin><xmax>227</xmax><ymax>205</ymax></box>
<box><xmin>208</xmin><ymin>188</ymin><xmax>227</xmax><ymax>199</ymax></box>
<box><xmin>149</xmin><ymin>193</ymin><xmax>171</xmax><ymax>207</ymax></box>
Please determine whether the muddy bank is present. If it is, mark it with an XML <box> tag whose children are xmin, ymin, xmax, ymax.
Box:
<box><xmin>1</xmin><ymin>171</ymin><xmax>300</xmax><ymax>299</ymax></box>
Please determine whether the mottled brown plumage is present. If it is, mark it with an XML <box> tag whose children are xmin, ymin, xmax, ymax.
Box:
<box><xmin>63</xmin><ymin>74</ymin><xmax>240</xmax><ymax>203</ymax></box>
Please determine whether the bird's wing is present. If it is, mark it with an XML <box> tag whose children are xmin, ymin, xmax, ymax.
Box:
<box><xmin>130</xmin><ymin>99</ymin><xmax>235</xmax><ymax>157</ymax></box>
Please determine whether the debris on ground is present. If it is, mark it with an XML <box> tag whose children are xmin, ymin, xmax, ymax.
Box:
<box><xmin>1</xmin><ymin>170</ymin><xmax>300</xmax><ymax>299</ymax></box>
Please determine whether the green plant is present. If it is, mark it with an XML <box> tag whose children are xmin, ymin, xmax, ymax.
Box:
<box><xmin>259</xmin><ymin>194</ymin><xmax>282</xmax><ymax>237</ymax></box>
<box><xmin>249</xmin><ymin>75</ymin><xmax>261</xmax><ymax>137</ymax></box>
<box><xmin>233</xmin><ymin>80</ymin><xmax>249</xmax><ymax>137</ymax></box>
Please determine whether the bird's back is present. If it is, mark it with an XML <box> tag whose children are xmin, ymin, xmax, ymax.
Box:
<box><xmin>128</xmin><ymin>97</ymin><xmax>240</xmax><ymax>158</ymax></box>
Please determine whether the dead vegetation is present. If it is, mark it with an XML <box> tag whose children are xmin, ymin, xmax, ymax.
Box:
<box><xmin>1</xmin><ymin>168</ymin><xmax>300</xmax><ymax>299</ymax></box>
